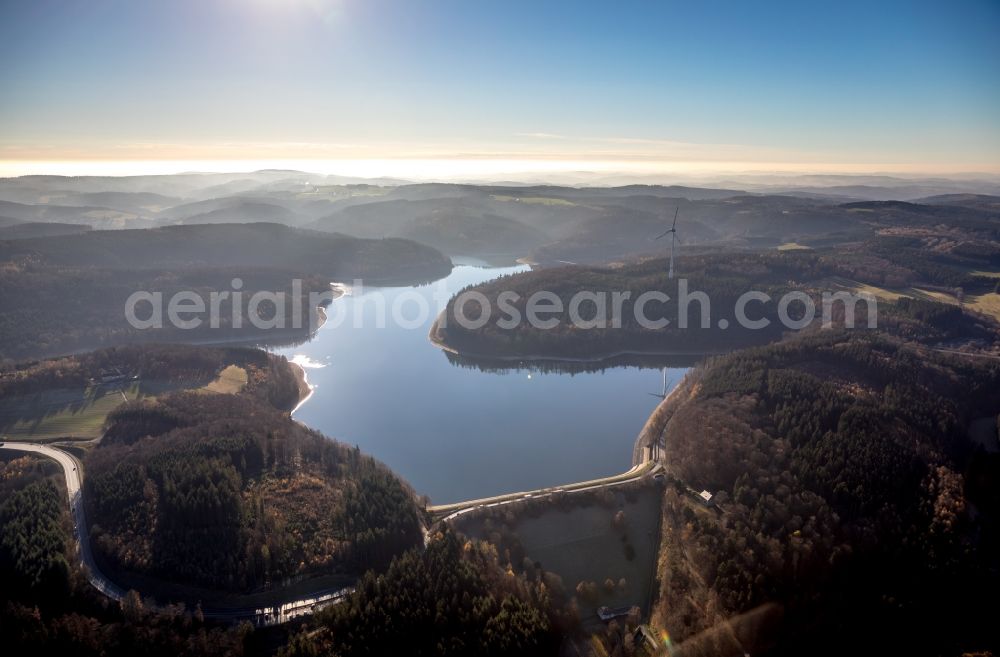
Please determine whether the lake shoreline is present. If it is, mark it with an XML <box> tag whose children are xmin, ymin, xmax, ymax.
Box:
<box><xmin>288</xmin><ymin>360</ymin><xmax>314</xmax><ymax>415</ymax></box>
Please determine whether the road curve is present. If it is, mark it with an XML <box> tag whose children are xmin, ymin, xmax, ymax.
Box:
<box><xmin>0</xmin><ymin>442</ymin><xmax>127</xmax><ymax>602</ymax></box>
<box><xmin>0</xmin><ymin>441</ymin><xmax>350</xmax><ymax>626</ymax></box>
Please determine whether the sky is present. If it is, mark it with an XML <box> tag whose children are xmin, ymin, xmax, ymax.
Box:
<box><xmin>1</xmin><ymin>0</ymin><xmax>998</xmax><ymax>179</ymax></box>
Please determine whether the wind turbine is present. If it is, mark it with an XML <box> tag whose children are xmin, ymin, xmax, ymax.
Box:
<box><xmin>648</xmin><ymin>368</ymin><xmax>668</xmax><ymax>399</ymax></box>
<box><xmin>653</xmin><ymin>207</ymin><xmax>679</xmax><ymax>279</ymax></box>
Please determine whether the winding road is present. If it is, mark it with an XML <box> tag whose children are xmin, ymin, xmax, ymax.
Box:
<box><xmin>0</xmin><ymin>442</ymin><xmax>127</xmax><ymax>602</ymax></box>
<box><xmin>0</xmin><ymin>441</ymin><xmax>351</xmax><ymax>626</ymax></box>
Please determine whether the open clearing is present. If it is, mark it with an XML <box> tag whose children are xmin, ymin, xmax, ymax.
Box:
<box><xmin>831</xmin><ymin>277</ymin><xmax>1000</xmax><ymax>323</ymax></box>
<box><xmin>777</xmin><ymin>242</ymin><xmax>812</xmax><ymax>251</ymax></box>
<box><xmin>967</xmin><ymin>293</ymin><xmax>1000</xmax><ymax>321</ymax></box>
<box><xmin>200</xmin><ymin>365</ymin><xmax>248</xmax><ymax>394</ymax></box>
<box><xmin>0</xmin><ymin>383</ymin><xmax>141</xmax><ymax>440</ymax></box>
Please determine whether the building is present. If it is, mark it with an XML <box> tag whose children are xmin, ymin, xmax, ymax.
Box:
<box><xmin>698</xmin><ymin>490</ymin><xmax>714</xmax><ymax>506</ymax></box>
<box><xmin>633</xmin><ymin>625</ymin><xmax>660</xmax><ymax>653</ymax></box>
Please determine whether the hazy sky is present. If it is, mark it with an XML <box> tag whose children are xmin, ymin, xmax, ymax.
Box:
<box><xmin>1</xmin><ymin>0</ymin><xmax>998</xmax><ymax>177</ymax></box>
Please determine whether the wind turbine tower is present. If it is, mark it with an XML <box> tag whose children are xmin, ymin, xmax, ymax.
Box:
<box><xmin>654</xmin><ymin>207</ymin><xmax>679</xmax><ymax>279</ymax></box>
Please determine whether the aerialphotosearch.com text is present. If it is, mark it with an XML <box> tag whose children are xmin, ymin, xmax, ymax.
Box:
<box><xmin>124</xmin><ymin>278</ymin><xmax>877</xmax><ymax>333</ymax></box>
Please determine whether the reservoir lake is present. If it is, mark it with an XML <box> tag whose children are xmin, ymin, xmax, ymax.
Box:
<box><xmin>275</xmin><ymin>264</ymin><xmax>688</xmax><ymax>504</ymax></box>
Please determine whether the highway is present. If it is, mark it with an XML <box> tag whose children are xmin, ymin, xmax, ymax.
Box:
<box><xmin>0</xmin><ymin>441</ymin><xmax>351</xmax><ymax>627</ymax></box>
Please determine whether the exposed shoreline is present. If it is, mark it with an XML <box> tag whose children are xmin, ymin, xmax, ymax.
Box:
<box><xmin>288</xmin><ymin>360</ymin><xmax>315</xmax><ymax>415</ymax></box>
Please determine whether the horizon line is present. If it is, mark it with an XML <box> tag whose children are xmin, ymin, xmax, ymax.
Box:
<box><xmin>2</xmin><ymin>158</ymin><xmax>999</xmax><ymax>181</ymax></box>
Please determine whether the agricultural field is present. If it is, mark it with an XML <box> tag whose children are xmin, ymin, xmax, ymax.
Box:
<box><xmin>0</xmin><ymin>379</ymin><xmax>192</xmax><ymax>441</ymax></box>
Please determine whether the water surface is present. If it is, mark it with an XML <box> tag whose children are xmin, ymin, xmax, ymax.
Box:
<box><xmin>275</xmin><ymin>265</ymin><xmax>688</xmax><ymax>504</ymax></box>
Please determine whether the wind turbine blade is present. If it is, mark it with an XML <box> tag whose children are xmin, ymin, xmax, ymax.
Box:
<box><xmin>653</xmin><ymin>228</ymin><xmax>672</xmax><ymax>240</ymax></box>
<box><xmin>672</xmin><ymin>207</ymin><xmax>679</xmax><ymax>230</ymax></box>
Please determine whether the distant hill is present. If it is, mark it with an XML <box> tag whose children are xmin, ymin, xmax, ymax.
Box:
<box><xmin>309</xmin><ymin>196</ymin><xmax>556</xmax><ymax>256</ymax></box>
<box><xmin>915</xmin><ymin>193</ymin><xmax>1000</xmax><ymax>214</ymax></box>
<box><xmin>1</xmin><ymin>173</ymin><xmax>998</xmax><ymax>265</ymax></box>
<box><xmin>0</xmin><ymin>199</ymin><xmax>148</xmax><ymax>229</ymax></box>
<box><xmin>39</xmin><ymin>191</ymin><xmax>182</xmax><ymax>214</ymax></box>
<box><xmin>0</xmin><ymin>222</ymin><xmax>92</xmax><ymax>240</ymax></box>
<box><xmin>0</xmin><ymin>222</ymin><xmax>451</xmax><ymax>279</ymax></box>
<box><xmin>176</xmin><ymin>201</ymin><xmax>309</xmax><ymax>226</ymax></box>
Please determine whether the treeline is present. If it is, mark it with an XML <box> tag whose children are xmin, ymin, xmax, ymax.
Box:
<box><xmin>654</xmin><ymin>331</ymin><xmax>1000</xmax><ymax>655</ymax></box>
<box><xmin>86</xmin><ymin>390</ymin><xmax>423</xmax><ymax>592</ymax></box>
<box><xmin>282</xmin><ymin>529</ymin><xmax>562</xmax><ymax>657</ymax></box>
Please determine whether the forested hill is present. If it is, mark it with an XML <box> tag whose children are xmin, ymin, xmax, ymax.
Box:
<box><xmin>0</xmin><ymin>222</ymin><xmax>452</xmax><ymax>282</ymax></box>
<box><xmin>282</xmin><ymin>528</ymin><xmax>562</xmax><ymax>657</ymax></box>
<box><xmin>434</xmin><ymin>248</ymin><xmax>998</xmax><ymax>360</ymax></box>
<box><xmin>651</xmin><ymin>331</ymin><xmax>1000</xmax><ymax>655</ymax></box>
<box><xmin>0</xmin><ymin>224</ymin><xmax>452</xmax><ymax>361</ymax></box>
<box><xmin>73</xmin><ymin>346</ymin><xmax>425</xmax><ymax>595</ymax></box>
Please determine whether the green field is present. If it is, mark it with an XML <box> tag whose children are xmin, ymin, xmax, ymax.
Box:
<box><xmin>0</xmin><ymin>379</ymin><xmax>196</xmax><ymax>441</ymax></box>
<box><xmin>0</xmin><ymin>384</ymin><xmax>140</xmax><ymax>440</ymax></box>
